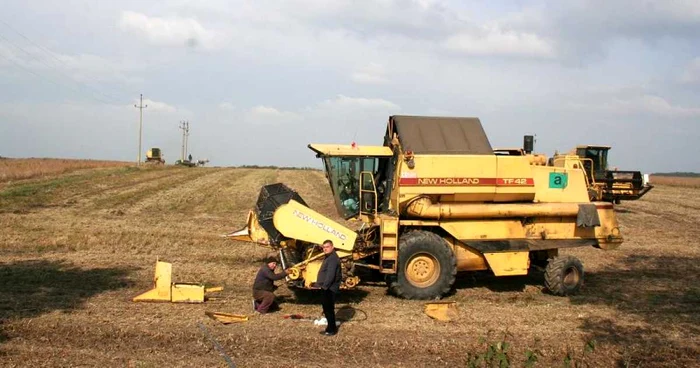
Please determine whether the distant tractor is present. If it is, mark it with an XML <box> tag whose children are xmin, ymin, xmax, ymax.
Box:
<box><xmin>145</xmin><ymin>148</ymin><xmax>165</xmax><ymax>165</ymax></box>
<box><xmin>175</xmin><ymin>159</ymin><xmax>196</xmax><ymax>167</ymax></box>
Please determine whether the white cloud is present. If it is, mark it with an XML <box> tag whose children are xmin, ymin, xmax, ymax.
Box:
<box><xmin>244</xmin><ymin>105</ymin><xmax>301</xmax><ymax>124</ymax></box>
<box><xmin>351</xmin><ymin>63</ymin><xmax>389</xmax><ymax>84</ymax></box>
<box><xmin>680</xmin><ymin>58</ymin><xmax>700</xmax><ymax>84</ymax></box>
<box><xmin>118</xmin><ymin>11</ymin><xmax>221</xmax><ymax>49</ymax></box>
<box><xmin>315</xmin><ymin>95</ymin><xmax>400</xmax><ymax>111</ymax></box>
<box><xmin>443</xmin><ymin>26</ymin><xmax>555</xmax><ymax>58</ymax></box>
<box><xmin>134</xmin><ymin>98</ymin><xmax>177</xmax><ymax>113</ymax></box>
<box><xmin>218</xmin><ymin>102</ymin><xmax>236</xmax><ymax>111</ymax></box>
<box><xmin>565</xmin><ymin>89</ymin><xmax>700</xmax><ymax>118</ymax></box>
<box><xmin>628</xmin><ymin>95</ymin><xmax>700</xmax><ymax>117</ymax></box>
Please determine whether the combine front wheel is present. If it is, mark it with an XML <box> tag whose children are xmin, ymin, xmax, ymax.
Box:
<box><xmin>389</xmin><ymin>231</ymin><xmax>456</xmax><ymax>300</ymax></box>
<box><xmin>544</xmin><ymin>255</ymin><xmax>584</xmax><ymax>296</ymax></box>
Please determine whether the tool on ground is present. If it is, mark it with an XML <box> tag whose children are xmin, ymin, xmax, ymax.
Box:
<box><xmin>133</xmin><ymin>260</ymin><xmax>223</xmax><ymax>303</ymax></box>
<box><xmin>283</xmin><ymin>313</ymin><xmax>316</xmax><ymax>321</ymax></box>
<box><xmin>424</xmin><ymin>301</ymin><xmax>458</xmax><ymax>322</ymax></box>
<box><xmin>205</xmin><ymin>311</ymin><xmax>249</xmax><ymax>324</ymax></box>
<box><xmin>197</xmin><ymin>322</ymin><xmax>236</xmax><ymax>368</ymax></box>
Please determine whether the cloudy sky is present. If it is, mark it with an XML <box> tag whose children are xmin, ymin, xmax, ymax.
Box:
<box><xmin>0</xmin><ymin>0</ymin><xmax>699</xmax><ymax>172</ymax></box>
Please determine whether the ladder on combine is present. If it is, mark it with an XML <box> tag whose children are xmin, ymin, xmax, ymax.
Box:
<box><xmin>380</xmin><ymin>218</ymin><xmax>399</xmax><ymax>273</ymax></box>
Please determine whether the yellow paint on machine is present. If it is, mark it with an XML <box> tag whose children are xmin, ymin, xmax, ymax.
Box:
<box><xmin>273</xmin><ymin>200</ymin><xmax>357</xmax><ymax>252</ymax></box>
<box><xmin>483</xmin><ymin>252</ymin><xmax>530</xmax><ymax>276</ymax></box>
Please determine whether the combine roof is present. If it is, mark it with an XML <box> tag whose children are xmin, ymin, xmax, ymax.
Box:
<box><xmin>389</xmin><ymin>115</ymin><xmax>493</xmax><ymax>155</ymax></box>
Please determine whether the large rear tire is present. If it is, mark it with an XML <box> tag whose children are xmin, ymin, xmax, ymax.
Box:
<box><xmin>388</xmin><ymin>231</ymin><xmax>456</xmax><ymax>300</ymax></box>
<box><xmin>544</xmin><ymin>255</ymin><xmax>584</xmax><ymax>296</ymax></box>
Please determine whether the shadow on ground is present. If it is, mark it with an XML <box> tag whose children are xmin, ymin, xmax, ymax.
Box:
<box><xmin>0</xmin><ymin>260</ymin><xmax>133</xmax><ymax>344</ymax></box>
<box><xmin>281</xmin><ymin>288</ymin><xmax>370</xmax><ymax>305</ymax></box>
<box><xmin>571</xmin><ymin>255</ymin><xmax>700</xmax><ymax>366</ymax></box>
<box><xmin>452</xmin><ymin>269</ymin><xmax>546</xmax><ymax>294</ymax></box>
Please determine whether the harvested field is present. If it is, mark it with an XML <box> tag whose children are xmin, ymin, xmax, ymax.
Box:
<box><xmin>649</xmin><ymin>175</ymin><xmax>700</xmax><ymax>188</ymax></box>
<box><xmin>0</xmin><ymin>164</ymin><xmax>698</xmax><ymax>367</ymax></box>
<box><xmin>0</xmin><ymin>157</ymin><xmax>131</xmax><ymax>184</ymax></box>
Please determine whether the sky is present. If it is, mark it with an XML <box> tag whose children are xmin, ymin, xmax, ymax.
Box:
<box><xmin>0</xmin><ymin>0</ymin><xmax>699</xmax><ymax>172</ymax></box>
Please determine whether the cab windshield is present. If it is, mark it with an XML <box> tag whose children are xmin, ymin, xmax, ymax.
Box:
<box><xmin>322</xmin><ymin>156</ymin><xmax>377</xmax><ymax>219</ymax></box>
<box><xmin>578</xmin><ymin>147</ymin><xmax>609</xmax><ymax>179</ymax></box>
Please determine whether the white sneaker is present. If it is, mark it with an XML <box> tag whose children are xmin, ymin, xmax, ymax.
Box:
<box><xmin>313</xmin><ymin>318</ymin><xmax>340</xmax><ymax>326</ymax></box>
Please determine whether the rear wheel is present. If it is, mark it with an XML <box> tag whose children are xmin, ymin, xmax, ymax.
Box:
<box><xmin>544</xmin><ymin>255</ymin><xmax>584</xmax><ymax>296</ymax></box>
<box><xmin>388</xmin><ymin>231</ymin><xmax>456</xmax><ymax>300</ymax></box>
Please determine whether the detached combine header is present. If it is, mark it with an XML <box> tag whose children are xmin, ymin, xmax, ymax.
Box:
<box><xmin>227</xmin><ymin>116</ymin><xmax>624</xmax><ymax>299</ymax></box>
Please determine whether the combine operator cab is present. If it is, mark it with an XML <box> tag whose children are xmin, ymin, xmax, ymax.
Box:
<box><xmin>309</xmin><ymin>144</ymin><xmax>394</xmax><ymax>220</ymax></box>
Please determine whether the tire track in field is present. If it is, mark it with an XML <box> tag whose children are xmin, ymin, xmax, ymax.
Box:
<box><xmin>212</xmin><ymin>168</ymin><xmax>280</xmax><ymax>215</ymax></box>
<box><xmin>128</xmin><ymin>168</ymin><xmax>256</xmax><ymax>215</ymax></box>
<box><xmin>84</xmin><ymin>168</ymin><xmax>219</xmax><ymax>211</ymax></box>
<box><xmin>60</xmin><ymin>167</ymin><xmax>186</xmax><ymax>206</ymax></box>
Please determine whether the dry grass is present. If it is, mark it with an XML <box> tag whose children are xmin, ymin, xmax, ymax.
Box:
<box><xmin>649</xmin><ymin>175</ymin><xmax>700</xmax><ymax>187</ymax></box>
<box><xmin>0</xmin><ymin>157</ymin><xmax>131</xmax><ymax>183</ymax></box>
<box><xmin>0</xmin><ymin>160</ymin><xmax>698</xmax><ymax>367</ymax></box>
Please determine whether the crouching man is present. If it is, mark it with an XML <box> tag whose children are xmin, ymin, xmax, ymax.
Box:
<box><xmin>252</xmin><ymin>256</ymin><xmax>290</xmax><ymax>314</ymax></box>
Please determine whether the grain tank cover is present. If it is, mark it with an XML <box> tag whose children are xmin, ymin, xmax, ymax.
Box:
<box><xmin>390</xmin><ymin>115</ymin><xmax>494</xmax><ymax>155</ymax></box>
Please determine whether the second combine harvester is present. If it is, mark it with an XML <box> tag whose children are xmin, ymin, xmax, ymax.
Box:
<box><xmin>227</xmin><ymin>116</ymin><xmax>623</xmax><ymax>299</ymax></box>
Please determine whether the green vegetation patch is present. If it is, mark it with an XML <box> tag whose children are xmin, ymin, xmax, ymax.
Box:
<box><xmin>0</xmin><ymin>166</ymin><xmax>139</xmax><ymax>211</ymax></box>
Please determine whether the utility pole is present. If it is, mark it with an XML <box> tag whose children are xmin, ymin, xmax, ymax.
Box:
<box><xmin>185</xmin><ymin>121</ymin><xmax>191</xmax><ymax>160</ymax></box>
<box><xmin>134</xmin><ymin>94</ymin><xmax>147</xmax><ymax>166</ymax></box>
<box><xmin>179</xmin><ymin>120</ymin><xmax>189</xmax><ymax>161</ymax></box>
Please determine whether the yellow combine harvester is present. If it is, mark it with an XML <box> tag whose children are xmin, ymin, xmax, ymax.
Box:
<box><xmin>227</xmin><ymin>116</ymin><xmax>623</xmax><ymax>299</ymax></box>
<box><xmin>496</xmin><ymin>141</ymin><xmax>653</xmax><ymax>204</ymax></box>
<box><xmin>145</xmin><ymin>148</ymin><xmax>165</xmax><ymax>165</ymax></box>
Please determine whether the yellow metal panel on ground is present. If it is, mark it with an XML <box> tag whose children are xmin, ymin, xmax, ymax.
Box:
<box><xmin>171</xmin><ymin>283</ymin><xmax>205</xmax><ymax>303</ymax></box>
<box><xmin>483</xmin><ymin>252</ymin><xmax>530</xmax><ymax>276</ymax></box>
<box><xmin>273</xmin><ymin>200</ymin><xmax>357</xmax><ymax>251</ymax></box>
<box><xmin>133</xmin><ymin>261</ymin><xmax>172</xmax><ymax>302</ymax></box>
<box><xmin>424</xmin><ymin>302</ymin><xmax>459</xmax><ymax>321</ymax></box>
<box><xmin>205</xmin><ymin>311</ymin><xmax>249</xmax><ymax>324</ymax></box>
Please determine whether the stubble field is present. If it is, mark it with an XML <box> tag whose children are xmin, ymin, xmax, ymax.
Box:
<box><xmin>0</xmin><ymin>160</ymin><xmax>698</xmax><ymax>367</ymax></box>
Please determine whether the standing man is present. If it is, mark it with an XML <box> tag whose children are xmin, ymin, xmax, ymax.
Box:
<box><xmin>252</xmin><ymin>256</ymin><xmax>290</xmax><ymax>314</ymax></box>
<box><xmin>313</xmin><ymin>239</ymin><xmax>342</xmax><ymax>336</ymax></box>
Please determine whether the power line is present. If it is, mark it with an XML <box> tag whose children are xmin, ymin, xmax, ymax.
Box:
<box><xmin>0</xmin><ymin>23</ymin><xmax>126</xmax><ymax>105</ymax></box>
<box><xmin>0</xmin><ymin>17</ymin><xmax>131</xmax><ymax>103</ymax></box>
<box><xmin>0</xmin><ymin>47</ymin><xmax>82</xmax><ymax>93</ymax></box>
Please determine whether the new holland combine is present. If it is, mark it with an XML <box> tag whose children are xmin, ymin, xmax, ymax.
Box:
<box><xmin>227</xmin><ymin>116</ymin><xmax>623</xmax><ymax>299</ymax></box>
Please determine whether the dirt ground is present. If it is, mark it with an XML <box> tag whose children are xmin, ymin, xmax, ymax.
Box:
<box><xmin>0</xmin><ymin>165</ymin><xmax>698</xmax><ymax>367</ymax></box>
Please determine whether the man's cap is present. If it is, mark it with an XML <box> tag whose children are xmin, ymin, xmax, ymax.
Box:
<box><xmin>263</xmin><ymin>256</ymin><xmax>278</xmax><ymax>264</ymax></box>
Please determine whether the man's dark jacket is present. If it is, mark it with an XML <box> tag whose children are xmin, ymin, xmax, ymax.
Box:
<box><xmin>252</xmin><ymin>265</ymin><xmax>287</xmax><ymax>292</ymax></box>
<box><xmin>316</xmin><ymin>251</ymin><xmax>342</xmax><ymax>294</ymax></box>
